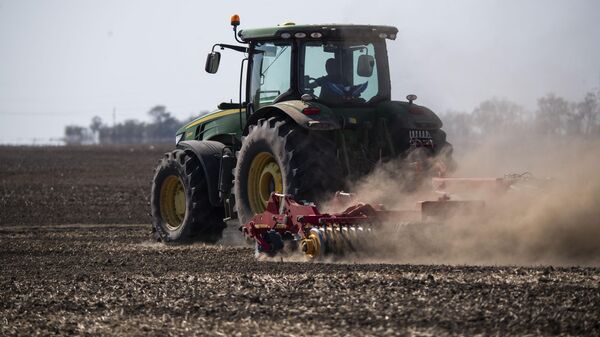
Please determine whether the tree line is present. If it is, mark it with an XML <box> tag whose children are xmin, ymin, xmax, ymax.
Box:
<box><xmin>63</xmin><ymin>106</ymin><xmax>203</xmax><ymax>145</ymax></box>
<box><xmin>441</xmin><ymin>91</ymin><xmax>600</xmax><ymax>143</ymax></box>
<box><xmin>64</xmin><ymin>90</ymin><xmax>600</xmax><ymax>145</ymax></box>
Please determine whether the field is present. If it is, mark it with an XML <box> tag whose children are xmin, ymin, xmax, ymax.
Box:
<box><xmin>1</xmin><ymin>146</ymin><xmax>599</xmax><ymax>336</ymax></box>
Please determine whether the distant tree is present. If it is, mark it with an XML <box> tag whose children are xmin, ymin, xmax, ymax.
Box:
<box><xmin>576</xmin><ymin>91</ymin><xmax>599</xmax><ymax>136</ymax></box>
<box><xmin>98</xmin><ymin>125</ymin><xmax>113</xmax><ymax>144</ymax></box>
<box><xmin>64</xmin><ymin>125</ymin><xmax>92</xmax><ymax>145</ymax></box>
<box><xmin>148</xmin><ymin>105</ymin><xmax>166</xmax><ymax>122</ymax></box>
<box><xmin>90</xmin><ymin>116</ymin><xmax>103</xmax><ymax>133</ymax></box>
<box><xmin>440</xmin><ymin>110</ymin><xmax>476</xmax><ymax>140</ymax></box>
<box><xmin>146</xmin><ymin>105</ymin><xmax>180</xmax><ymax>143</ymax></box>
<box><xmin>535</xmin><ymin>93</ymin><xmax>572</xmax><ymax>135</ymax></box>
<box><xmin>112</xmin><ymin>119</ymin><xmax>146</xmax><ymax>144</ymax></box>
<box><xmin>472</xmin><ymin>98</ymin><xmax>526</xmax><ymax>134</ymax></box>
<box><xmin>89</xmin><ymin>116</ymin><xmax>103</xmax><ymax>144</ymax></box>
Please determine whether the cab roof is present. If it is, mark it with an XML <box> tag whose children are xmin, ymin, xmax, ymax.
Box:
<box><xmin>238</xmin><ymin>24</ymin><xmax>398</xmax><ymax>42</ymax></box>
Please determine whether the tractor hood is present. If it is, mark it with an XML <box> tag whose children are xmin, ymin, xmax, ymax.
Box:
<box><xmin>376</xmin><ymin>101</ymin><xmax>443</xmax><ymax>130</ymax></box>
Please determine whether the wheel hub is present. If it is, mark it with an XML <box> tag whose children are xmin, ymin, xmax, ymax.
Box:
<box><xmin>160</xmin><ymin>176</ymin><xmax>186</xmax><ymax>230</ymax></box>
<box><xmin>301</xmin><ymin>229</ymin><xmax>322</xmax><ymax>259</ymax></box>
<box><xmin>248</xmin><ymin>152</ymin><xmax>283</xmax><ymax>213</ymax></box>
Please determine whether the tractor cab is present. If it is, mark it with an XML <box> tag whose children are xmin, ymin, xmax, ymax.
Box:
<box><xmin>242</xmin><ymin>24</ymin><xmax>396</xmax><ymax>111</ymax></box>
<box><xmin>206</xmin><ymin>17</ymin><xmax>398</xmax><ymax>115</ymax></box>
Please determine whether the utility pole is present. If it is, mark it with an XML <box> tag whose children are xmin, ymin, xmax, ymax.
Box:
<box><xmin>112</xmin><ymin>107</ymin><xmax>116</xmax><ymax>127</ymax></box>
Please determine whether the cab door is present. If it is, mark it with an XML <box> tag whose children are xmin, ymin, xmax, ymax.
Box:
<box><xmin>248</xmin><ymin>41</ymin><xmax>293</xmax><ymax>111</ymax></box>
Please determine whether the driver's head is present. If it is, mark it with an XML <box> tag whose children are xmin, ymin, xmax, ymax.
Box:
<box><xmin>325</xmin><ymin>58</ymin><xmax>341</xmax><ymax>82</ymax></box>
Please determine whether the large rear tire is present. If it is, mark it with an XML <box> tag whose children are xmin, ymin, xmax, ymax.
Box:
<box><xmin>151</xmin><ymin>149</ymin><xmax>225</xmax><ymax>243</ymax></box>
<box><xmin>234</xmin><ymin>116</ymin><xmax>344</xmax><ymax>225</ymax></box>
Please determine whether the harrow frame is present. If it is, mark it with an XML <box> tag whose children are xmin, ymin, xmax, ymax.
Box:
<box><xmin>240</xmin><ymin>173</ymin><xmax>548</xmax><ymax>259</ymax></box>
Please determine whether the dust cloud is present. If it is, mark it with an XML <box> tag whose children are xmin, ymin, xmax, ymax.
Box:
<box><xmin>344</xmin><ymin>135</ymin><xmax>600</xmax><ymax>266</ymax></box>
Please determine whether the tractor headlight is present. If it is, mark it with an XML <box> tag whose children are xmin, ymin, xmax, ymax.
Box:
<box><xmin>175</xmin><ymin>133</ymin><xmax>184</xmax><ymax>144</ymax></box>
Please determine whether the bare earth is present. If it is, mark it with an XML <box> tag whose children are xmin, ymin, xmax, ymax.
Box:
<box><xmin>1</xmin><ymin>146</ymin><xmax>599</xmax><ymax>336</ymax></box>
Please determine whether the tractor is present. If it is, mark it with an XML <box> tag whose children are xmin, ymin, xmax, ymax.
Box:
<box><xmin>150</xmin><ymin>15</ymin><xmax>454</xmax><ymax>250</ymax></box>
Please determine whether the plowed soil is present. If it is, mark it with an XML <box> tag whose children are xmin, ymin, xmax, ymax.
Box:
<box><xmin>0</xmin><ymin>145</ymin><xmax>170</xmax><ymax>226</ymax></box>
<box><xmin>1</xmin><ymin>146</ymin><xmax>599</xmax><ymax>336</ymax></box>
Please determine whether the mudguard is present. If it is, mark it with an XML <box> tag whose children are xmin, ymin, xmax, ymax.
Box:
<box><xmin>245</xmin><ymin>100</ymin><xmax>341</xmax><ymax>134</ymax></box>
<box><xmin>177</xmin><ymin>140</ymin><xmax>225</xmax><ymax>207</ymax></box>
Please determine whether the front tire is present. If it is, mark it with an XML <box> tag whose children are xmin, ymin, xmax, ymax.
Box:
<box><xmin>151</xmin><ymin>149</ymin><xmax>225</xmax><ymax>243</ymax></box>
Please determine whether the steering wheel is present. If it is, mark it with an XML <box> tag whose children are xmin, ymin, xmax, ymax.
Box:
<box><xmin>303</xmin><ymin>75</ymin><xmax>319</xmax><ymax>91</ymax></box>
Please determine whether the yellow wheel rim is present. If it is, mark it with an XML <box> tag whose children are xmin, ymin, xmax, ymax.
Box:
<box><xmin>160</xmin><ymin>176</ymin><xmax>186</xmax><ymax>230</ymax></box>
<box><xmin>247</xmin><ymin>152</ymin><xmax>283</xmax><ymax>214</ymax></box>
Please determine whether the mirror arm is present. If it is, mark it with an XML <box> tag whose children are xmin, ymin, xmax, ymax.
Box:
<box><xmin>212</xmin><ymin>43</ymin><xmax>248</xmax><ymax>54</ymax></box>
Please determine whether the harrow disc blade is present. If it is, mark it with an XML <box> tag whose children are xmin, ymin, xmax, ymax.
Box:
<box><xmin>300</xmin><ymin>225</ymin><xmax>375</xmax><ymax>260</ymax></box>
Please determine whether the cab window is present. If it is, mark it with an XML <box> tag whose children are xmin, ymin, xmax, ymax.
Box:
<box><xmin>249</xmin><ymin>42</ymin><xmax>292</xmax><ymax>109</ymax></box>
<box><xmin>301</xmin><ymin>41</ymin><xmax>379</xmax><ymax>104</ymax></box>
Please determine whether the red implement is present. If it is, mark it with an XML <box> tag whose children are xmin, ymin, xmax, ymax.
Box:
<box><xmin>242</xmin><ymin>173</ymin><xmax>545</xmax><ymax>258</ymax></box>
<box><xmin>242</xmin><ymin>193</ymin><xmax>482</xmax><ymax>258</ymax></box>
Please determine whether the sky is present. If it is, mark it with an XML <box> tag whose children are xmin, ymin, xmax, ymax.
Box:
<box><xmin>0</xmin><ymin>0</ymin><xmax>599</xmax><ymax>144</ymax></box>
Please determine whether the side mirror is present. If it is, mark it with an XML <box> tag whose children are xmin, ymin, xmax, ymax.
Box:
<box><xmin>357</xmin><ymin>54</ymin><xmax>375</xmax><ymax>77</ymax></box>
<box><xmin>205</xmin><ymin>52</ymin><xmax>221</xmax><ymax>74</ymax></box>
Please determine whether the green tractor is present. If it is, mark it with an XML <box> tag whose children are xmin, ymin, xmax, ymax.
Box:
<box><xmin>150</xmin><ymin>16</ymin><xmax>454</xmax><ymax>243</ymax></box>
